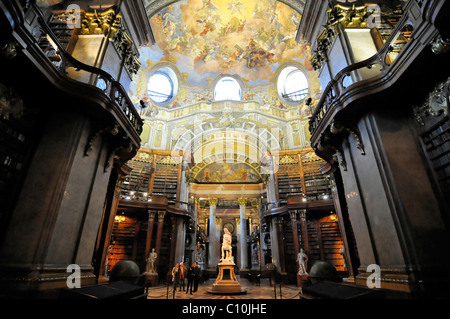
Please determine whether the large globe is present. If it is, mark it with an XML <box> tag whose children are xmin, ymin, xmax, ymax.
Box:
<box><xmin>109</xmin><ymin>260</ymin><xmax>141</xmax><ymax>284</ymax></box>
<box><xmin>309</xmin><ymin>260</ymin><xmax>341</xmax><ymax>284</ymax></box>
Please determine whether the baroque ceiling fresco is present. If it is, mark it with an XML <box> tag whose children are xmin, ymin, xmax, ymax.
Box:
<box><xmin>193</xmin><ymin>162</ymin><xmax>262</xmax><ymax>184</ymax></box>
<box><xmin>129</xmin><ymin>0</ymin><xmax>320</xmax><ymax>112</ymax></box>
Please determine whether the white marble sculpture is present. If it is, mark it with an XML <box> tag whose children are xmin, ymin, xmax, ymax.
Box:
<box><xmin>220</xmin><ymin>228</ymin><xmax>233</xmax><ymax>264</ymax></box>
<box><xmin>297</xmin><ymin>248</ymin><xmax>309</xmax><ymax>276</ymax></box>
<box><xmin>146</xmin><ymin>248</ymin><xmax>158</xmax><ymax>274</ymax></box>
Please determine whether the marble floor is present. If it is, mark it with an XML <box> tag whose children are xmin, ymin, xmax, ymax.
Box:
<box><xmin>146</xmin><ymin>277</ymin><xmax>301</xmax><ymax>300</ymax></box>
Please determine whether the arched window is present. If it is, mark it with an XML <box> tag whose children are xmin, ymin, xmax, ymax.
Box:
<box><xmin>147</xmin><ymin>67</ymin><xmax>178</xmax><ymax>104</ymax></box>
<box><xmin>277</xmin><ymin>66</ymin><xmax>309</xmax><ymax>104</ymax></box>
<box><xmin>214</xmin><ymin>77</ymin><xmax>241</xmax><ymax>101</ymax></box>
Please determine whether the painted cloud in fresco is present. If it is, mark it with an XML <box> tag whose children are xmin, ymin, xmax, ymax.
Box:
<box><xmin>145</xmin><ymin>0</ymin><xmax>309</xmax><ymax>84</ymax></box>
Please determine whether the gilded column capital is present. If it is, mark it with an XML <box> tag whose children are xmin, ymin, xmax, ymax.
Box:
<box><xmin>289</xmin><ymin>210</ymin><xmax>298</xmax><ymax>220</ymax></box>
<box><xmin>157</xmin><ymin>211</ymin><xmax>166</xmax><ymax>222</ymax></box>
<box><xmin>238</xmin><ymin>197</ymin><xmax>248</xmax><ymax>207</ymax></box>
<box><xmin>299</xmin><ymin>209</ymin><xmax>307</xmax><ymax>220</ymax></box>
<box><xmin>194</xmin><ymin>197</ymin><xmax>199</xmax><ymax>207</ymax></box>
<box><xmin>208</xmin><ymin>198</ymin><xmax>218</xmax><ymax>207</ymax></box>
<box><xmin>148</xmin><ymin>210</ymin><xmax>156</xmax><ymax>221</ymax></box>
<box><xmin>235</xmin><ymin>217</ymin><xmax>240</xmax><ymax>226</ymax></box>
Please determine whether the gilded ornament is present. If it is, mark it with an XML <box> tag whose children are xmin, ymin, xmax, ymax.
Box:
<box><xmin>208</xmin><ymin>198</ymin><xmax>218</xmax><ymax>207</ymax></box>
<box><xmin>237</xmin><ymin>197</ymin><xmax>248</xmax><ymax>207</ymax></box>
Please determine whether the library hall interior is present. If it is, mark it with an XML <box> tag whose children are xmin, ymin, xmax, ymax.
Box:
<box><xmin>0</xmin><ymin>0</ymin><xmax>449</xmax><ymax>300</ymax></box>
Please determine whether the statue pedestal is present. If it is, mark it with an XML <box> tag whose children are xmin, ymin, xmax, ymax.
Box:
<box><xmin>144</xmin><ymin>273</ymin><xmax>158</xmax><ymax>292</ymax></box>
<box><xmin>208</xmin><ymin>261</ymin><xmax>246</xmax><ymax>295</ymax></box>
<box><xmin>297</xmin><ymin>274</ymin><xmax>308</xmax><ymax>287</ymax></box>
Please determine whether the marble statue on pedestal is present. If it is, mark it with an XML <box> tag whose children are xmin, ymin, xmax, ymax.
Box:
<box><xmin>146</xmin><ymin>248</ymin><xmax>158</xmax><ymax>274</ymax></box>
<box><xmin>208</xmin><ymin>226</ymin><xmax>246</xmax><ymax>295</ymax></box>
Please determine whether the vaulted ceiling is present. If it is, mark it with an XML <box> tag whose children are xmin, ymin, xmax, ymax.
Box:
<box><xmin>142</xmin><ymin>0</ymin><xmax>306</xmax><ymax>86</ymax></box>
<box><xmin>129</xmin><ymin>0</ymin><xmax>317</xmax><ymax>152</ymax></box>
<box><xmin>129</xmin><ymin>0</ymin><xmax>318</xmax><ymax>108</ymax></box>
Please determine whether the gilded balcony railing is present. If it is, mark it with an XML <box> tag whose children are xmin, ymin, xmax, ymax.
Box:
<box><xmin>1</xmin><ymin>0</ymin><xmax>143</xmax><ymax>136</ymax></box>
<box><xmin>308</xmin><ymin>0</ymin><xmax>445</xmax><ymax>143</ymax></box>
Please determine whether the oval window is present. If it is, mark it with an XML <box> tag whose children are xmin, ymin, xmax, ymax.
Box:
<box><xmin>214</xmin><ymin>77</ymin><xmax>241</xmax><ymax>101</ymax></box>
<box><xmin>278</xmin><ymin>66</ymin><xmax>309</xmax><ymax>104</ymax></box>
<box><xmin>147</xmin><ymin>67</ymin><xmax>178</xmax><ymax>104</ymax></box>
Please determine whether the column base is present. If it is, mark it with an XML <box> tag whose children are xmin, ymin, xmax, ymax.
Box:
<box><xmin>0</xmin><ymin>265</ymin><xmax>97</xmax><ymax>297</ymax></box>
<box><xmin>355</xmin><ymin>266</ymin><xmax>450</xmax><ymax>297</ymax></box>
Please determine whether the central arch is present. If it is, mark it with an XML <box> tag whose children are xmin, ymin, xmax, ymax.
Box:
<box><xmin>172</xmin><ymin>124</ymin><xmax>281</xmax><ymax>174</ymax></box>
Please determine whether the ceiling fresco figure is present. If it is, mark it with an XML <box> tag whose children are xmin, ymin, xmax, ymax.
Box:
<box><xmin>129</xmin><ymin>0</ymin><xmax>317</xmax><ymax>103</ymax></box>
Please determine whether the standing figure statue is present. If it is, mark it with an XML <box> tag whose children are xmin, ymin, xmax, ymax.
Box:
<box><xmin>297</xmin><ymin>248</ymin><xmax>309</xmax><ymax>276</ymax></box>
<box><xmin>221</xmin><ymin>227</ymin><xmax>233</xmax><ymax>263</ymax></box>
<box><xmin>146</xmin><ymin>248</ymin><xmax>158</xmax><ymax>274</ymax></box>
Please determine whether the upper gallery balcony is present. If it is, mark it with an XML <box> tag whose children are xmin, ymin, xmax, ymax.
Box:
<box><xmin>305</xmin><ymin>0</ymin><xmax>450</xmax><ymax>155</ymax></box>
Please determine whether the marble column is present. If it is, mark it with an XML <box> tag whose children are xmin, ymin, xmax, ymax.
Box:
<box><xmin>208</xmin><ymin>198</ymin><xmax>219</xmax><ymax>268</ymax></box>
<box><xmin>276</xmin><ymin>216</ymin><xmax>286</xmax><ymax>273</ymax></box>
<box><xmin>289</xmin><ymin>211</ymin><xmax>300</xmax><ymax>258</ymax></box>
<box><xmin>299</xmin><ymin>209</ymin><xmax>309</xmax><ymax>253</ymax></box>
<box><xmin>174</xmin><ymin>218</ymin><xmax>186</xmax><ymax>264</ymax></box>
<box><xmin>155</xmin><ymin>211</ymin><xmax>166</xmax><ymax>263</ymax></box>
<box><xmin>177</xmin><ymin>158</ymin><xmax>189</xmax><ymax>210</ymax></box>
<box><xmin>169</xmin><ymin>216</ymin><xmax>177</xmax><ymax>268</ymax></box>
<box><xmin>258</xmin><ymin>204</ymin><xmax>267</xmax><ymax>267</ymax></box>
<box><xmin>238</xmin><ymin>197</ymin><xmax>248</xmax><ymax>270</ymax></box>
<box><xmin>266</xmin><ymin>155</ymin><xmax>278</xmax><ymax>210</ymax></box>
<box><xmin>235</xmin><ymin>217</ymin><xmax>241</xmax><ymax>267</ymax></box>
<box><xmin>193</xmin><ymin>198</ymin><xmax>199</xmax><ymax>261</ymax></box>
<box><xmin>270</xmin><ymin>217</ymin><xmax>280</xmax><ymax>268</ymax></box>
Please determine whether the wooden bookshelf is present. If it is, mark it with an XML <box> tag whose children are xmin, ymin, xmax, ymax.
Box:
<box><xmin>419</xmin><ymin>116</ymin><xmax>450</xmax><ymax>209</ymax></box>
<box><xmin>121</xmin><ymin>159</ymin><xmax>151</xmax><ymax>200</ymax></box>
<box><xmin>152</xmin><ymin>159</ymin><xmax>179</xmax><ymax>205</ymax></box>
<box><xmin>303</xmin><ymin>159</ymin><xmax>330</xmax><ymax>200</ymax></box>
<box><xmin>320</xmin><ymin>220</ymin><xmax>345</xmax><ymax>272</ymax></box>
<box><xmin>277</xmin><ymin>163</ymin><xmax>303</xmax><ymax>205</ymax></box>
<box><xmin>107</xmin><ymin>217</ymin><xmax>139</xmax><ymax>273</ymax></box>
<box><xmin>0</xmin><ymin>101</ymin><xmax>39</xmax><ymax>230</ymax></box>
